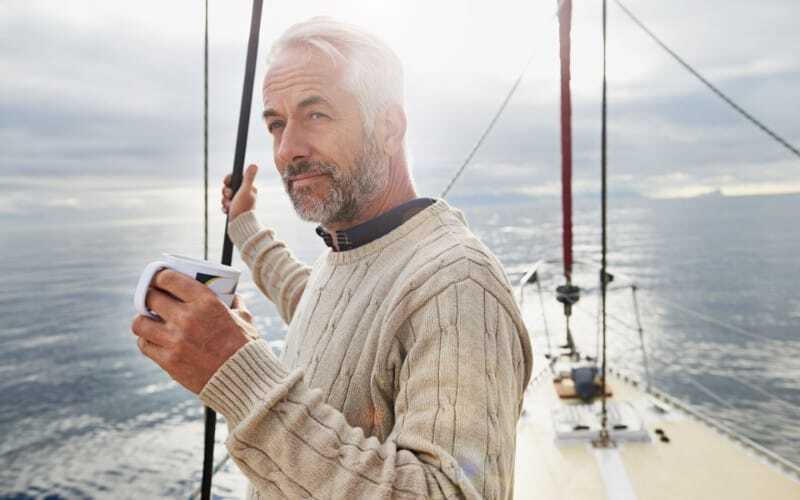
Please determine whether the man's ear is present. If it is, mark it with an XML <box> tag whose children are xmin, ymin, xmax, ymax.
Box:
<box><xmin>381</xmin><ymin>103</ymin><xmax>407</xmax><ymax>156</ymax></box>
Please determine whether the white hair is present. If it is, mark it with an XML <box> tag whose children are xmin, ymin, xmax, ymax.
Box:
<box><xmin>267</xmin><ymin>17</ymin><xmax>405</xmax><ymax>135</ymax></box>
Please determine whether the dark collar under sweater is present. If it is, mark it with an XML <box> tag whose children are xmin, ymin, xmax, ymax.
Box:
<box><xmin>315</xmin><ymin>197</ymin><xmax>436</xmax><ymax>252</ymax></box>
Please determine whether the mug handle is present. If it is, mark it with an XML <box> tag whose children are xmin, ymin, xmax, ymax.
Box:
<box><xmin>133</xmin><ymin>260</ymin><xmax>168</xmax><ymax>319</ymax></box>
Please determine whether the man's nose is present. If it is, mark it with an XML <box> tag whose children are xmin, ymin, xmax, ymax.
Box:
<box><xmin>276</xmin><ymin>122</ymin><xmax>311</xmax><ymax>166</ymax></box>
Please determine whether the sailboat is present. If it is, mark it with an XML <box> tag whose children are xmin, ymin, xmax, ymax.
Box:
<box><xmin>192</xmin><ymin>0</ymin><xmax>800</xmax><ymax>498</ymax></box>
<box><xmin>513</xmin><ymin>1</ymin><xmax>799</xmax><ymax>498</ymax></box>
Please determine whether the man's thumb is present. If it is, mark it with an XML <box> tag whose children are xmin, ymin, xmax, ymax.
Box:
<box><xmin>242</xmin><ymin>164</ymin><xmax>258</xmax><ymax>187</ymax></box>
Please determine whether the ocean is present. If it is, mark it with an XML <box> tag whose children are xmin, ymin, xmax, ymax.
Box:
<box><xmin>1</xmin><ymin>185</ymin><xmax>799</xmax><ymax>498</ymax></box>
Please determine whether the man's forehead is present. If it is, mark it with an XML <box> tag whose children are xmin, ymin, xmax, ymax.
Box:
<box><xmin>263</xmin><ymin>45</ymin><xmax>345</xmax><ymax>99</ymax></box>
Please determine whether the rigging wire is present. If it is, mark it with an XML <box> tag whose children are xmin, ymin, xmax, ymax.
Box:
<box><xmin>441</xmin><ymin>0</ymin><xmax>800</xmax><ymax>200</ymax></box>
<box><xmin>570</xmin><ymin>299</ymin><xmax>800</xmax><ymax>416</ymax></box>
<box><xmin>613</xmin><ymin>0</ymin><xmax>800</xmax><ymax>161</ymax></box>
<box><xmin>200</xmin><ymin>1</ymin><xmax>264</xmax><ymax>498</ymax></box>
<box><xmin>439</xmin><ymin>53</ymin><xmax>535</xmax><ymax>198</ymax></box>
<box><xmin>570</xmin><ymin>301</ymin><xmax>800</xmax><ymax>418</ymax></box>
<box><xmin>535</xmin><ymin>279</ymin><xmax>554</xmax><ymax>358</ymax></box>
<box><xmin>646</xmin><ymin>292</ymin><xmax>764</xmax><ymax>343</ymax></box>
<box><xmin>549</xmin><ymin>266</ymin><xmax>769</xmax><ymax>345</ymax></box>
<box><xmin>203</xmin><ymin>0</ymin><xmax>209</xmax><ymax>261</ymax></box>
<box><xmin>201</xmin><ymin>0</ymin><xmax>213</xmax><ymax>493</ymax></box>
<box><xmin>200</xmin><ymin>1</ymin><xmax>212</xmax><ymax>495</ymax></box>
<box><xmin>440</xmin><ymin>1</ymin><xmax>569</xmax><ymax>198</ymax></box>
<box><xmin>598</xmin><ymin>0</ymin><xmax>610</xmax><ymax>441</ymax></box>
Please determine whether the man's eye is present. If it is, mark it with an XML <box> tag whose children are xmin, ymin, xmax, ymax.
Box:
<box><xmin>309</xmin><ymin>112</ymin><xmax>328</xmax><ymax>120</ymax></box>
<box><xmin>268</xmin><ymin>121</ymin><xmax>284</xmax><ymax>133</ymax></box>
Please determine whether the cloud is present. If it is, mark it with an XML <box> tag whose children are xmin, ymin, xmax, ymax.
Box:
<box><xmin>1</xmin><ymin>0</ymin><xmax>799</xmax><ymax>200</ymax></box>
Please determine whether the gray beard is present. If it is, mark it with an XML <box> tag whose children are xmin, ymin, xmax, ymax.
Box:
<box><xmin>282</xmin><ymin>135</ymin><xmax>389</xmax><ymax>226</ymax></box>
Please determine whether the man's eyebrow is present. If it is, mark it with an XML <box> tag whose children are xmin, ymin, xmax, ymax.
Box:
<box><xmin>262</xmin><ymin>95</ymin><xmax>331</xmax><ymax>120</ymax></box>
<box><xmin>297</xmin><ymin>95</ymin><xmax>330</xmax><ymax>109</ymax></box>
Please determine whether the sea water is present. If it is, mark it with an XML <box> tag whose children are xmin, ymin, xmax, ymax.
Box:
<box><xmin>1</xmin><ymin>190</ymin><xmax>798</xmax><ymax>498</ymax></box>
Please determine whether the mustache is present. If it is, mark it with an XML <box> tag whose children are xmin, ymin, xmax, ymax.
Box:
<box><xmin>282</xmin><ymin>160</ymin><xmax>337</xmax><ymax>183</ymax></box>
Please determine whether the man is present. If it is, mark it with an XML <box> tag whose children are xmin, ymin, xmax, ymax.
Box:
<box><xmin>132</xmin><ymin>17</ymin><xmax>532</xmax><ymax>499</ymax></box>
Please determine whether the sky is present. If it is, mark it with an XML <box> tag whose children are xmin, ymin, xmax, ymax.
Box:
<box><xmin>1</xmin><ymin>0</ymin><xmax>799</xmax><ymax>221</ymax></box>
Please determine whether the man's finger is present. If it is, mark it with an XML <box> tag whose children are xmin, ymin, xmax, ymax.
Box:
<box><xmin>241</xmin><ymin>164</ymin><xmax>258</xmax><ymax>188</ymax></box>
<box><xmin>131</xmin><ymin>314</ymin><xmax>172</xmax><ymax>346</ymax></box>
<box><xmin>151</xmin><ymin>269</ymin><xmax>209</xmax><ymax>303</ymax></box>
<box><xmin>223</xmin><ymin>173</ymin><xmax>231</xmax><ymax>186</ymax></box>
<box><xmin>231</xmin><ymin>294</ymin><xmax>249</xmax><ymax>313</ymax></box>
<box><xmin>137</xmin><ymin>336</ymin><xmax>169</xmax><ymax>365</ymax></box>
<box><xmin>144</xmin><ymin>285</ymin><xmax>184</xmax><ymax>321</ymax></box>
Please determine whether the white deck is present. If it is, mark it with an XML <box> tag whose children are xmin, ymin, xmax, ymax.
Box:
<box><xmin>513</xmin><ymin>367</ymin><xmax>800</xmax><ymax>500</ymax></box>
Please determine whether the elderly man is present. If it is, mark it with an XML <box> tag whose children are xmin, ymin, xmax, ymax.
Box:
<box><xmin>133</xmin><ymin>17</ymin><xmax>532</xmax><ymax>499</ymax></box>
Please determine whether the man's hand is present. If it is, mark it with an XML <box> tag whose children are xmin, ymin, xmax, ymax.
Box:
<box><xmin>130</xmin><ymin>270</ymin><xmax>255</xmax><ymax>394</ymax></box>
<box><xmin>221</xmin><ymin>163</ymin><xmax>259</xmax><ymax>221</ymax></box>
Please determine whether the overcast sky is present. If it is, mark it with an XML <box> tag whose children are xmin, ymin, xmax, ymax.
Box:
<box><xmin>1</xmin><ymin>0</ymin><xmax>799</xmax><ymax>211</ymax></box>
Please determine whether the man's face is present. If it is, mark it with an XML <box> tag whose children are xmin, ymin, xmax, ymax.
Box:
<box><xmin>262</xmin><ymin>45</ymin><xmax>388</xmax><ymax>226</ymax></box>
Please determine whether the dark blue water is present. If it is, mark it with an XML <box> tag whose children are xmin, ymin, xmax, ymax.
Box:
<box><xmin>1</xmin><ymin>190</ymin><xmax>798</xmax><ymax>498</ymax></box>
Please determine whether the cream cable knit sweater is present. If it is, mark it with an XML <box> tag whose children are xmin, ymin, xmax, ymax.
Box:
<box><xmin>199</xmin><ymin>199</ymin><xmax>533</xmax><ymax>499</ymax></box>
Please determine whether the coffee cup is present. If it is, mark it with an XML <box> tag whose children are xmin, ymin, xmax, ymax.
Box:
<box><xmin>134</xmin><ymin>253</ymin><xmax>240</xmax><ymax>319</ymax></box>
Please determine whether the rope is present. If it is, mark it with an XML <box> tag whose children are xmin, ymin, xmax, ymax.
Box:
<box><xmin>439</xmin><ymin>53</ymin><xmax>535</xmax><ymax>198</ymax></box>
<box><xmin>203</xmin><ymin>0</ymin><xmax>209</xmax><ymax>261</ymax></box>
<box><xmin>646</xmin><ymin>292</ymin><xmax>764</xmax><ymax>343</ymax></box>
<box><xmin>613</xmin><ymin>0</ymin><xmax>800</xmax><ymax>161</ymax></box>
<box><xmin>630</xmin><ymin>285</ymin><xmax>651</xmax><ymax>390</ymax></box>
<box><xmin>570</xmin><ymin>279</ymin><xmax>766</xmax><ymax>345</ymax></box>
<box><xmin>535</xmin><ymin>280</ymin><xmax>554</xmax><ymax>357</ymax></box>
<box><xmin>598</xmin><ymin>0</ymin><xmax>610</xmax><ymax>439</ymax></box>
<box><xmin>439</xmin><ymin>1</ymin><xmax>570</xmax><ymax>198</ymax></box>
<box><xmin>202</xmin><ymin>1</ymin><xmax>264</xmax><ymax>498</ymax></box>
<box><xmin>570</xmin><ymin>301</ymin><xmax>800</xmax><ymax>418</ymax></box>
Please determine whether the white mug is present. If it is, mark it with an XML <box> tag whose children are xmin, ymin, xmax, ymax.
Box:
<box><xmin>134</xmin><ymin>253</ymin><xmax>240</xmax><ymax>319</ymax></box>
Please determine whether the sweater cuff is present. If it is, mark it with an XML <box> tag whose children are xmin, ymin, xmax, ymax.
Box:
<box><xmin>199</xmin><ymin>339</ymin><xmax>292</xmax><ymax>428</ymax></box>
<box><xmin>228</xmin><ymin>210</ymin><xmax>273</xmax><ymax>250</ymax></box>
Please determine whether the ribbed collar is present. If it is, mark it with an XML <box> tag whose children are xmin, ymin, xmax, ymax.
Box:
<box><xmin>315</xmin><ymin>197</ymin><xmax>436</xmax><ymax>252</ymax></box>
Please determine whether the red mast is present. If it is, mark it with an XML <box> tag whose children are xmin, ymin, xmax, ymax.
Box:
<box><xmin>556</xmin><ymin>0</ymin><xmax>579</xmax><ymax>358</ymax></box>
<box><xmin>558</xmin><ymin>0</ymin><xmax>574</xmax><ymax>283</ymax></box>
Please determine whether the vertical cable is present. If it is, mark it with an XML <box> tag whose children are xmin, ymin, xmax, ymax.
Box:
<box><xmin>200</xmin><ymin>2</ymin><xmax>213</xmax><ymax>496</ymax></box>
<box><xmin>599</xmin><ymin>0</ymin><xmax>609</xmax><ymax>438</ymax></box>
<box><xmin>202</xmin><ymin>1</ymin><xmax>264</xmax><ymax>498</ymax></box>
<box><xmin>203</xmin><ymin>0</ymin><xmax>209</xmax><ymax>261</ymax></box>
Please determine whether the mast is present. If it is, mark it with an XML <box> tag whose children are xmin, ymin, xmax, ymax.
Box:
<box><xmin>558</xmin><ymin>0</ymin><xmax>574</xmax><ymax>284</ymax></box>
<box><xmin>556</xmin><ymin>0</ymin><xmax>579</xmax><ymax>358</ymax></box>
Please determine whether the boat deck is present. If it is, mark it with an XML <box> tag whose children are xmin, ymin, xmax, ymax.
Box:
<box><xmin>513</xmin><ymin>367</ymin><xmax>800</xmax><ymax>499</ymax></box>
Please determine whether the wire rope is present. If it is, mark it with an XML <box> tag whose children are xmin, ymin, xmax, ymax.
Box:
<box><xmin>613</xmin><ymin>0</ymin><xmax>800</xmax><ymax>161</ymax></box>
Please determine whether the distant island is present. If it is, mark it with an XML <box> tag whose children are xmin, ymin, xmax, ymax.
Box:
<box><xmin>695</xmin><ymin>188</ymin><xmax>725</xmax><ymax>199</ymax></box>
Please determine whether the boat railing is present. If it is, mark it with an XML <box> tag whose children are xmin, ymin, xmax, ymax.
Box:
<box><xmin>516</xmin><ymin>258</ymin><xmax>800</xmax><ymax>479</ymax></box>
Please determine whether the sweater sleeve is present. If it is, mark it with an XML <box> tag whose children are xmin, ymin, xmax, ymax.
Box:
<box><xmin>198</xmin><ymin>278</ymin><xmax>529</xmax><ymax>499</ymax></box>
<box><xmin>227</xmin><ymin>210</ymin><xmax>312</xmax><ymax>325</ymax></box>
